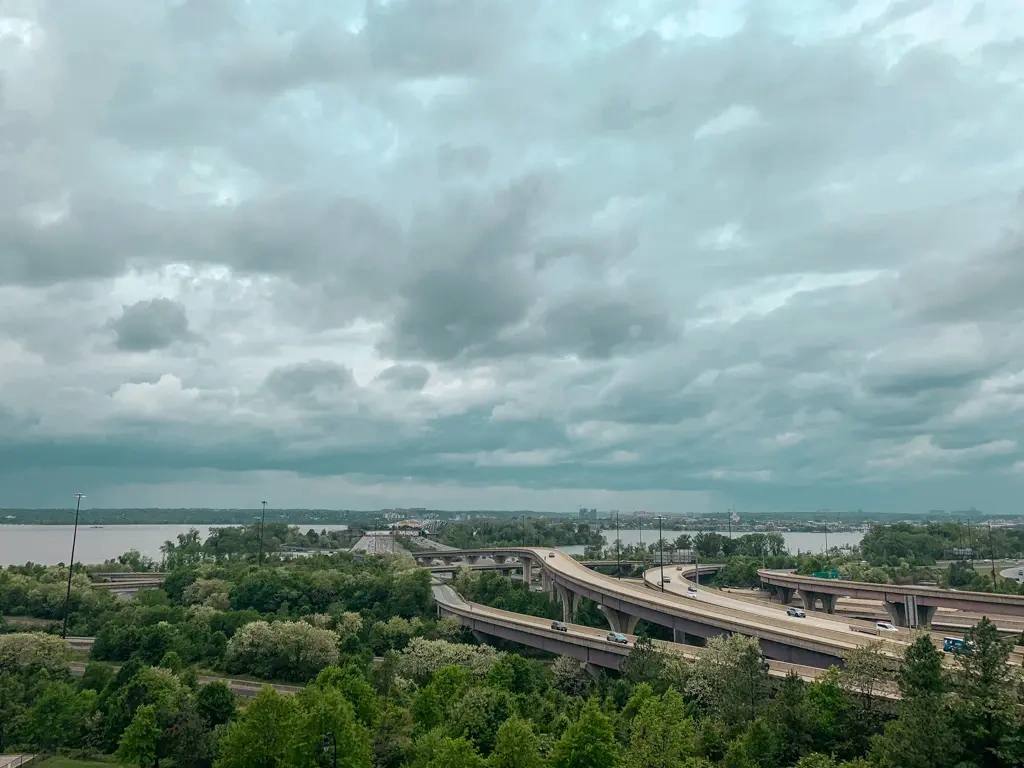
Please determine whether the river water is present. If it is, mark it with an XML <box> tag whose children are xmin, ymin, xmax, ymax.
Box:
<box><xmin>0</xmin><ymin>524</ymin><xmax>349</xmax><ymax>567</ymax></box>
<box><xmin>0</xmin><ymin>524</ymin><xmax>862</xmax><ymax>567</ymax></box>
<box><xmin>556</xmin><ymin>529</ymin><xmax>864</xmax><ymax>557</ymax></box>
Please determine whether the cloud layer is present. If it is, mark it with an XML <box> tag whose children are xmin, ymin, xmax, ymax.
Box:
<box><xmin>3</xmin><ymin>0</ymin><xmax>1024</xmax><ymax>512</ymax></box>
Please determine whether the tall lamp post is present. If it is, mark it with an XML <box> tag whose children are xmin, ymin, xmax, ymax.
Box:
<box><xmin>522</xmin><ymin>514</ymin><xmax>527</xmax><ymax>547</ymax></box>
<box><xmin>322</xmin><ymin>733</ymin><xmax>337</xmax><ymax>768</ymax></box>
<box><xmin>655</xmin><ymin>515</ymin><xmax>666</xmax><ymax>591</ymax></box>
<box><xmin>62</xmin><ymin>493</ymin><xmax>85</xmax><ymax>639</ymax></box>
<box><xmin>615</xmin><ymin>511</ymin><xmax>621</xmax><ymax>579</ymax></box>
<box><xmin>258</xmin><ymin>501</ymin><xmax>267</xmax><ymax>566</ymax></box>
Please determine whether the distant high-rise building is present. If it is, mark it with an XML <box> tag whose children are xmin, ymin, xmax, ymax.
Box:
<box><xmin>578</xmin><ymin>507</ymin><xmax>598</xmax><ymax>521</ymax></box>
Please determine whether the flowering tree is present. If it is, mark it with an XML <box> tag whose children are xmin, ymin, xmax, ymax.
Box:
<box><xmin>396</xmin><ymin>639</ymin><xmax>503</xmax><ymax>684</ymax></box>
<box><xmin>226</xmin><ymin>620</ymin><xmax>340</xmax><ymax>680</ymax></box>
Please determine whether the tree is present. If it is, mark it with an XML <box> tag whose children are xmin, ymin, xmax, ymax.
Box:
<box><xmin>0</xmin><ymin>632</ymin><xmax>68</xmax><ymax>674</ymax></box>
<box><xmin>117</xmin><ymin>704</ymin><xmax>162</xmax><ymax>768</ymax></box>
<box><xmin>620</xmin><ymin>635</ymin><xmax>667</xmax><ymax>687</ymax></box>
<box><xmin>167</xmin><ymin>702</ymin><xmax>214</xmax><ymax>768</ymax></box>
<box><xmin>898</xmin><ymin>634</ymin><xmax>945</xmax><ymax>699</ymax></box>
<box><xmin>489</xmin><ymin>715</ymin><xmax>543</xmax><ymax>768</ymax></box>
<box><xmin>550</xmin><ymin>699</ymin><xmax>617</xmax><ymax>768</ymax></box>
<box><xmin>551</xmin><ymin>656</ymin><xmax>592</xmax><ymax>697</ymax></box>
<box><xmin>289</xmin><ymin>687</ymin><xmax>373</xmax><ymax>768</ymax></box>
<box><xmin>226</xmin><ymin>620</ymin><xmax>340</xmax><ymax>681</ymax></box>
<box><xmin>448</xmin><ymin>686</ymin><xmax>515</xmax><ymax>754</ymax></box>
<box><xmin>312</xmin><ymin>665</ymin><xmax>380</xmax><ymax>728</ymax></box>
<box><xmin>687</xmin><ymin>635</ymin><xmax>769</xmax><ymax>725</ymax></box>
<box><xmin>621</xmin><ymin>688</ymin><xmax>697</xmax><ymax>768</ymax></box>
<box><xmin>397</xmin><ymin>639</ymin><xmax>503</xmax><ymax>684</ymax></box>
<box><xmin>195</xmin><ymin>681</ymin><xmax>237</xmax><ymax>728</ymax></box>
<box><xmin>487</xmin><ymin>654</ymin><xmax>540</xmax><ymax>695</ymax></box>
<box><xmin>840</xmin><ymin>642</ymin><xmax>897</xmax><ymax>711</ymax></box>
<box><xmin>28</xmin><ymin>681</ymin><xmax>97</xmax><ymax>751</ymax></box>
<box><xmin>869</xmin><ymin>697</ymin><xmax>962</xmax><ymax>768</ymax></box>
<box><xmin>426</xmin><ymin>736</ymin><xmax>486</xmax><ymax>768</ymax></box>
<box><xmin>950</xmin><ymin>617</ymin><xmax>1023</xmax><ymax>767</ymax></box>
<box><xmin>793</xmin><ymin>756</ymin><xmax>836</xmax><ymax>768</ymax></box>
<box><xmin>372</xmin><ymin>703</ymin><xmax>414</xmax><ymax>768</ymax></box>
<box><xmin>214</xmin><ymin>687</ymin><xmax>298</xmax><ymax>768</ymax></box>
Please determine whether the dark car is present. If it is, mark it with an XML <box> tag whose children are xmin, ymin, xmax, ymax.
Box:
<box><xmin>551</xmin><ymin>621</ymin><xmax>568</xmax><ymax>632</ymax></box>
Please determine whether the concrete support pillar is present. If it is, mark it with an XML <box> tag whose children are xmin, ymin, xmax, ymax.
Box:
<box><xmin>539</xmin><ymin>570</ymin><xmax>551</xmax><ymax>594</ymax></box>
<box><xmin>884</xmin><ymin>601</ymin><xmax>908</xmax><ymax>627</ymax></box>
<box><xmin>494</xmin><ymin>555</ymin><xmax>508</xmax><ymax>565</ymax></box>
<box><xmin>467</xmin><ymin>555</ymin><xmax>481</xmax><ymax>565</ymax></box>
<box><xmin>917</xmin><ymin>604</ymin><xmax>937</xmax><ymax>627</ymax></box>
<box><xmin>581</xmin><ymin>662</ymin><xmax>600</xmax><ymax>680</ymax></box>
<box><xmin>472</xmin><ymin>630</ymin><xmax>489</xmax><ymax>644</ymax></box>
<box><xmin>554</xmin><ymin>583</ymin><xmax>576</xmax><ymax>623</ymax></box>
<box><xmin>774</xmin><ymin>586</ymin><xmax>794</xmax><ymax>604</ymax></box>
<box><xmin>819</xmin><ymin>593</ymin><xmax>837</xmax><ymax>614</ymax></box>
<box><xmin>673</xmin><ymin>629</ymin><xmax>707</xmax><ymax>646</ymax></box>
<box><xmin>800</xmin><ymin>591</ymin><xmax>819</xmax><ymax>611</ymax></box>
<box><xmin>598</xmin><ymin>605</ymin><xmax>640</xmax><ymax>635</ymax></box>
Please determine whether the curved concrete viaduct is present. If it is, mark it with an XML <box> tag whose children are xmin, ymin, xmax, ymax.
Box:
<box><xmin>431</xmin><ymin>581</ymin><xmax>828</xmax><ymax>683</ymax></box>
<box><xmin>759</xmin><ymin>569</ymin><xmax>1024</xmax><ymax>628</ymax></box>
<box><xmin>422</xmin><ymin>548</ymin><xmax>906</xmax><ymax>667</ymax></box>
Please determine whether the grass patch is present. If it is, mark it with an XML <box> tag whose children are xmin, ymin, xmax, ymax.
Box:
<box><xmin>35</xmin><ymin>759</ymin><xmax>129</xmax><ymax>768</ymax></box>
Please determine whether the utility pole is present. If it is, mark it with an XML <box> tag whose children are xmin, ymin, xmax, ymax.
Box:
<box><xmin>62</xmin><ymin>493</ymin><xmax>85</xmax><ymax>639</ymax></box>
<box><xmin>728</xmin><ymin>508</ymin><xmax>732</xmax><ymax>539</ymax></box>
<box><xmin>522</xmin><ymin>514</ymin><xmax>527</xmax><ymax>548</ymax></box>
<box><xmin>655</xmin><ymin>515</ymin><xmax>666</xmax><ymax>591</ymax></box>
<box><xmin>967</xmin><ymin>518</ymin><xmax>975</xmax><ymax>566</ymax></box>
<box><xmin>258</xmin><ymin>501</ymin><xmax>267</xmax><ymax>565</ymax></box>
<box><xmin>988</xmin><ymin>522</ymin><xmax>998</xmax><ymax>586</ymax></box>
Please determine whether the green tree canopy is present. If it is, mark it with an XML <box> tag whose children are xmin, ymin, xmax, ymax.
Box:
<box><xmin>550</xmin><ymin>699</ymin><xmax>617</xmax><ymax>768</ymax></box>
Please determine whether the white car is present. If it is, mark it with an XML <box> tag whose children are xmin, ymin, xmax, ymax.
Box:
<box><xmin>876</xmin><ymin>622</ymin><xmax>899</xmax><ymax>633</ymax></box>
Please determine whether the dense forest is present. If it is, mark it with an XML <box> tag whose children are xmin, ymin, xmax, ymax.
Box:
<box><xmin>0</xmin><ymin>524</ymin><xmax>1022</xmax><ymax>766</ymax></box>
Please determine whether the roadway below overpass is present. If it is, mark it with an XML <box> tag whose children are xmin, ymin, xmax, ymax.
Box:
<box><xmin>422</xmin><ymin>548</ymin><xmax>908</xmax><ymax>667</ymax></box>
<box><xmin>759</xmin><ymin>569</ymin><xmax>1024</xmax><ymax>628</ymax></box>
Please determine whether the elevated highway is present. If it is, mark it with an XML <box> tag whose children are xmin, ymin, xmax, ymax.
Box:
<box><xmin>422</xmin><ymin>548</ymin><xmax>903</xmax><ymax>666</ymax></box>
<box><xmin>431</xmin><ymin>582</ymin><xmax>826</xmax><ymax>682</ymax></box>
<box><xmin>759</xmin><ymin>569</ymin><xmax>1024</xmax><ymax>628</ymax></box>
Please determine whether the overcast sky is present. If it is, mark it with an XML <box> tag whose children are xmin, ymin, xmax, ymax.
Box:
<box><xmin>2</xmin><ymin>0</ymin><xmax>1024</xmax><ymax>515</ymax></box>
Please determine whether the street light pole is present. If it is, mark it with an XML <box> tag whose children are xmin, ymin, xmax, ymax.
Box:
<box><xmin>615</xmin><ymin>511</ymin><xmax>621</xmax><ymax>580</ymax></box>
<box><xmin>322</xmin><ymin>733</ymin><xmax>337</xmax><ymax>768</ymax></box>
<box><xmin>655</xmin><ymin>515</ymin><xmax>666</xmax><ymax>591</ymax></box>
<box><xmin>62</xmin><ymin>493</ymin><xmax>84</xmax><ymax>639</ymax></box>
<box><xmin>258</xmin><ymin>501</ymin><xmax>267</xmax><ymax>566</ymax></box>
<box><xmin>522</xmin><ymin>514</ymin><xmax>527</xmax><ymax>547</ymax></box>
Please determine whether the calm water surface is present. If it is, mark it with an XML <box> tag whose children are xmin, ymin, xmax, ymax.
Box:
<box><xmin>0</xmin><ymin>524</ymin><xmax>861</xmax><ymax>566</ymax></box>
<box><xmin>0</xmin><ymin>524</ymin><xmax>349</xmax><ymax>567</ymax></box>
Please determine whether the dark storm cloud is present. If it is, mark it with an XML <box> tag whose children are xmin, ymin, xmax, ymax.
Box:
<box><xmin>262</xmin><ymin>361</ymin><xmax>357</xmax><ymax>409</ymax></box>
<box><xmin>374</xmin><ymin>364</ymin><xmax>430</xmax><ymax>391</ymax></box>
<box><xmin>109</xmin><ymin>298</ymin><xmax>195</xmax><ymax>352</ymax></box>
<box><xmin>4</xmin><ymin>0</ymin><xmax>1024</xmax><ymax>511</ymax></box>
